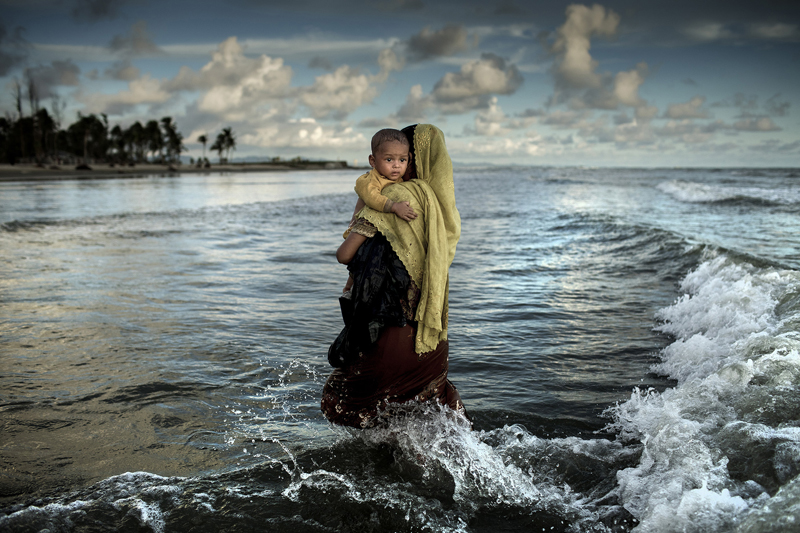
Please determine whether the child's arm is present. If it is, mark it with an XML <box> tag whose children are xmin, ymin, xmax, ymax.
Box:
<box><xmin>352</xmin><ymin>197</ymin><xmax>366</xmax><ymax>219</ymax></box>
<box><xmin>353</xmin><ymin>172</ymin><xmax>417</xmax><ymax>221</ymax></box>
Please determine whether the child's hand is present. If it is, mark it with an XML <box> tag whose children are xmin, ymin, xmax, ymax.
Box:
<box><xmin>343</xmin><ymin>275</ymin><xmax>354</xmax><ymax>293</ymax></box>
<box><xmin>391</xmin><ymin>201</ymin><xmax>417</xmax><ymax>222</ymax></box>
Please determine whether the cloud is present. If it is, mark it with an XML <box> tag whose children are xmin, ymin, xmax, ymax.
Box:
<box><xmin>430</xmin><ymin>53</ymin><xmax>523</xmax><ymax>113</ymax></box>
<box><xmin>300</xmin><ymin>66</ymin><xmax>379</xmax><ymax>119</ymax></box>
<box><xmin>71</xmin><ymin>0</ymin><xmax>126</xmax><ymax>22</ymax></box>
<box><xmin>308</xmin><ymin>56</ymin><xmax>333</xmax><ymax>70</ymax></box>
<box><xmin>240</xmin><ymin>118</ymin><xmax>367</xmax><ymax>152</ymax></box>
<box><xmin>635</xmin><ymin>105</ymin><xmax>659</xmax><ymax>121</ymax></box>
<box><xmin>466</xmin><ymin>97</ymin><xmax>509</xmax><ymax>136</ymax></box>
<box><xmin>748</xmin><ymin>23</ymin><xmax>799</xmax><ymax>40</ymax></box>
<box><xmin>376</xmin><ymin>48</ymin><xmax>404</xmax><ymax>79</ymax></box>
<box><xmin>664</xmin><ymin>96</ymin><xmax>710</xmax><ymax>119</ymax></box>
<box><xmin>765</xmin><ymin>94</ymin><xmax>791</xmax><ymax>117</ymax></box>
<box><xmin>80</xmin><ymin>74</ymin><xmax>170</xmax><ymax>115</ymax></box>
<box><xmin>109</xmin><ymin>21</ymin><xmax>163</xmax><ymax>56</ymax></box>
<box><xmin>748</xmin><ymin>140</ymin><xmax>800</xmax><ymax>153</ymax></box>
<box><xmin>163</xmin><ymin>37</ymin><xmax>293</xmax><ymax>120</ymax></box>
<box><xmin>654</xmin><ymin>119</ymin><xmax>719</xmax><ymax>144</ymax></box>
<box><xmin>375</xmin><ymin>0</ymin><xmax>424</xmax><ymax>11</ymax></box>
<box><xmin>394</xmin><ymin>84</ymin><xmax>430</xmax><ymax>121</ymax></box>
<box><xmin>300</xmin><ymin>48</ymin><xmax>402</xmax><ymax>119</ymax></box>
<box><xmin>613</xmin><ymin>63</ymin><xmax>648</xmax><ymax>107</ymax></box>
<box><xmin>25</xmin><ymin>59</ymin><xmax>81</xmax><ymax>98</ymax></box>
<box><xmin>713</xmin><ymin>92</ymin><xmax>791</xmax><ymax>118</ymax></box>
<box><xmin>681</xmin><ymin>21</ymin><xmax>799</xmax><ymax>43</ymax></box>
<box><xmin>547</xmin><ymin>5</ymin><xmax>650</xmax><ymax>113</ymax></box>
<box><xmin>733</xmin><ymin>116</ymin><xmax>781</xmax><ymax>132</ymax></box>
<box><xmin>542</xmin><ymin>109</ymin><xmax>588</xmax><ymax>128</ymax></box>
<box><xmin>550</xmin><ymin>4</ymin><xmax>619</xmax><ymax>90</ymax></box>
<box><xmin>407</xmin><ymin>25</ymin><xmax>470</xmax><ymax>60</ymax></box>
<box><xmin>0</xmin><ymin>23</ymin><xmax>28</xmax><ymax>76</ymax></box>
<box><xmin>493</xmin><ymin>2</ymin><xmax>528</xmax><ymax>16</ymax></box>
<box><xmin>104</xmin><ymin>59</ymin><xmax>140</xmax><ymax>81</ymax></box>
<box><xmin>517</xmin><ymin>108</ymin><xmax>544</xmax><ymax>118</ymax></box>
<box><xmin>682</xmin><ymin>22</ymin><xmax>735</xmax><ymax>42</ymax></box>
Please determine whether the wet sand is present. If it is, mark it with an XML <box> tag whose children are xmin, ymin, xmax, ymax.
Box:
<box><xmin>0</xmin><ymin>161</ymin><xmax>356</xmax><ymax>182</ymax></box>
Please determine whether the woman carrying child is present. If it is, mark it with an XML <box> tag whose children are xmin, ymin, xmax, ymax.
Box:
<box><xmin>321</xmin><ymin>124</ymin><xmax>466</xmax><ymax>428</ymax></box>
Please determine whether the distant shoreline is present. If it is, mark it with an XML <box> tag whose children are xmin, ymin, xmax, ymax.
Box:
<box><xmin>0</xmin><ymin>161</ymin><xmax>364</xmax><ymax>182</ymax></box>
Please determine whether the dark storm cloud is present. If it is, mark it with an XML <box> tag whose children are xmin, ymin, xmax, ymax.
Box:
<box><xmin>109</xmin><ymin>21</ymin><xmax>164</xmax><ymax>56</ymax></box>
<box><xmin>0</xmin><ymin>23</ymin><xmax>28</xmax><ymax>76</ymax></box>
<box><xmin>406</xmin><ymin>24</ymin><xmax>470</xmax><ymax>60</ymax></box>
<box><xmin>25</xmin><ymin>59</ymin><xmax>81</xmax><ymax>98</ymax></box>
<box><xmin>104</xmin><ymin>59</ymin><xmax>140</xmax><ymax>81</ymax></box>
<box><xmin>71</xmin><ymin>0</ymin><xmax>125</xmax><ymax>22</ymax></box>
<box><xmin>308</xmin><ymin>56</ymin><xmax>333</xmax><ymax>71</ymax></box>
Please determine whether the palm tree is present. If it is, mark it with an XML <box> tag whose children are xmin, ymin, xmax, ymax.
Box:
<box><xmin>145</xmin><ymin>119</ymin><xmax>163</xmax><ymax>163</ymax></box>
<box><xmin>197</xmin><ymin>134</ymin><xmax>207</xmax><ymax>166</ymax></box>
<box><xmin>124</xmin><ymin>121</ymin><xmax>145</xmax><ymax>163</ymax></box>
<box><xmin>67</xmin><ymin>113</ymin><xmax>108</xmax><ymax>164</ymax></box>
<box><xmin>109</xmin><ymin>124</ymin><xmax>125</xmax><ymax>164</ymax></box>
<box><xmin>221</xmin><ymin>127</ymin><xmax>236</xmax><ymax>162</ymax></box>
<box><xmin>211</xmin><ymin>133</ymin><xmax>225</xmax><ymax>163</ymax></box>
<box><xmin>160</xmin><ymin>116</ymin><xmax>184</xmax><ymax>164</ymax></box>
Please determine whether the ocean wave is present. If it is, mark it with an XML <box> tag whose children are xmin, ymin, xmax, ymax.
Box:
<box><xmin>605</xmin><ymin>251</ymin><xmax>800</xmax><ymax>532</ymax></box>
<box><xmin>0</xmin><ymin>407</ymin><xmax>629</xmax><ymax>532</ymax></box>
<box><xmin>656</xmin><ymin>179</ymin><xmax>800</xmax><ymax>205</ymax></box>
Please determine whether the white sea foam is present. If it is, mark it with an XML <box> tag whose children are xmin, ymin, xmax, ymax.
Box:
<box><xmin>606</xmin><ymin>252</ymin><xmax>800</xmax><ymax>532</ymax></box>
<box><xmin>656</xmin><ymin>179</ymin><xmax>800</xmax><ymax>205</ymax></box>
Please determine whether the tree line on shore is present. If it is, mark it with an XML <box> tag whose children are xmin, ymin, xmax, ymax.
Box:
<box><xmin>0</xmin><ymin>78</ymin><xmax>236</xmax><ymax>168</ymax></box>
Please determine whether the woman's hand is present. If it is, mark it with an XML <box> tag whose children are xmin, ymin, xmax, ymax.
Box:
<box><xmin>336</xmin><ymin>232</ymin><xmax>367</xmax><ymax>264</ymax></box>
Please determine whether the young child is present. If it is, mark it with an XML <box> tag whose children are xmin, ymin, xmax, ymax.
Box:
<box><xmin>341</xmin><ymin>128</ymin><xmax>417</xmax><ymax>293</ymax></box>
<box><xmin>348</xmin><ymin>128</ymin><xmax>417</xmax><ymax>228</ymax></box>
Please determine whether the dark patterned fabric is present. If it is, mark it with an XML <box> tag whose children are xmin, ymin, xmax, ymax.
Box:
<box><xmin>328</xmin><ymin>233</ymin><xmax>418</xmax><ymax>368</ymax></box>
<box><xmin>322</xmin><ymin>231</ymin><xmax>466</xmax><ymax>428</ymax></box>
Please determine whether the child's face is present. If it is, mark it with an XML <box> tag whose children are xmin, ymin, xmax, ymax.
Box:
<box><xmin>369</xmin><ymin>140</ymin><xmax>409</xmax><ymax>181</ymax></box>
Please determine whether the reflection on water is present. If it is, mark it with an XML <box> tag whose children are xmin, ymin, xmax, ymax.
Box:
<box><xmin>1</xmin><ymin>168</ymin><xmax>799</xmax><ymax>532</ymax></box>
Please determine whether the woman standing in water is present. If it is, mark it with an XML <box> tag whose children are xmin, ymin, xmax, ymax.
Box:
<box><xmin>321</xmin><ymin>124</ymin><xmax>466</xmax><ymax>428</ymax></box>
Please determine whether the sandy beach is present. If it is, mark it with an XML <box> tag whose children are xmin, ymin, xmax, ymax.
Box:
<box><xmin>0</xmin><ymin>161</ymin><xmax>356</xmax><ymax>182</ymax></box>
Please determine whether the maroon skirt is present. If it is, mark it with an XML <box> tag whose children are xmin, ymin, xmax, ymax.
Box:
<box><xmin>321</xmin><ymin>325</ymin><xmax>464</xmax><ymax>428</ymax></box>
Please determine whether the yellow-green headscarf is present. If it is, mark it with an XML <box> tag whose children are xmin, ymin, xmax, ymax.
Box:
<box><xmin>358</xmin><ymin>124</ymin><xmax>461</xmax><ymax>354</ymax></box>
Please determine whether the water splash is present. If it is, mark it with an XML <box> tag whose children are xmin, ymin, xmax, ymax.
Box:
<box><xmin>605</xmin><ymin>252</ymin><xmax>800</xmax><ymax>532</ymax></box>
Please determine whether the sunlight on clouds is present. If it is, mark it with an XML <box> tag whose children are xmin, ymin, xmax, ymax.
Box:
<box><xmin>665</xmin><ymin>96</ymin><xmax>710</xmax><ymax>119</ymax></box>
<box><xmin>301</xmin><ymin>66</ymin><xmax>378</xmax><ymax>119</ymax></box>
<box><xmin>81</xmin><ymin>74</ymin><xmax>169</xmax><ymax>114</ymax></box>
<box><xmin>241</xmin><ymin>119</ymin><xmax>366</xmax><ymax>150</ymax></box>
<box><xmin>551</xmin><ymin>4</ymin><xmax>619</xmax><ymax>90</ymax></box>
<box><xmin>12</xmin><ymin>0</ymin><xmax>795</xmax><ymax>166</ymax></box>
<box><xmin>431</xmin><ymin>53</ymin><xmax>523</xmax><ymax>113</ymax></box>
<box><xmin>300</xmin><ymin>47</ymin><xmax>402</xmax><ymax>119</ymax></box>
<box><xmin>613</xmin><ymin>63</ymin><xmax>647</xmax><ymax>107</ymax></box>
<box><xmin>470</xmin><ymin>97</ymin><xmax>509</xmax><ymax>136</ymax></box>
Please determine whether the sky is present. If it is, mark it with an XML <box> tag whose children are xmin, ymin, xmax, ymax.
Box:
<box><xmin>1</xmin><ymin>0</ymin><xmax>799</xmax><ymax>167</ymax></box>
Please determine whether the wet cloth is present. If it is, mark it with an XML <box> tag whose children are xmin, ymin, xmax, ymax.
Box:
<box><xmin>322</xmin><ymin>233</ymin><xmax>464</xmax><ymax>427</ymax></box>
<box><xmin>357</xmin><ymin>124</ymin><xmax>461</xmax><ymax>354</ymax></box>
<box><xmin>322</xmin><ymin>325</ymin><xmax>464</xmax><ymax>428</ymax></box>
<box><xmin>322</xmin><ymin>124</ymin><xmax>465</xmax><ymax>428</ymax></box>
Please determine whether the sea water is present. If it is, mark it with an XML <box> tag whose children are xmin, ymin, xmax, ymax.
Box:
<box><xmin>0</xmin><ymin>167</ymin><xmax>798</xmax><ymax>532</ymax></box>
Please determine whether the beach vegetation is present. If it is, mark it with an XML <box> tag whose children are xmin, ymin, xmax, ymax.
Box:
<box><xmin>210</xmin><ymin>127</ymin><xmax>236</xmax><ymax>163</ymax></box>
<box><xmin>0</xmin><ymin>88</ymin><xmax>196</xmax><ymax>167</ymax></box>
